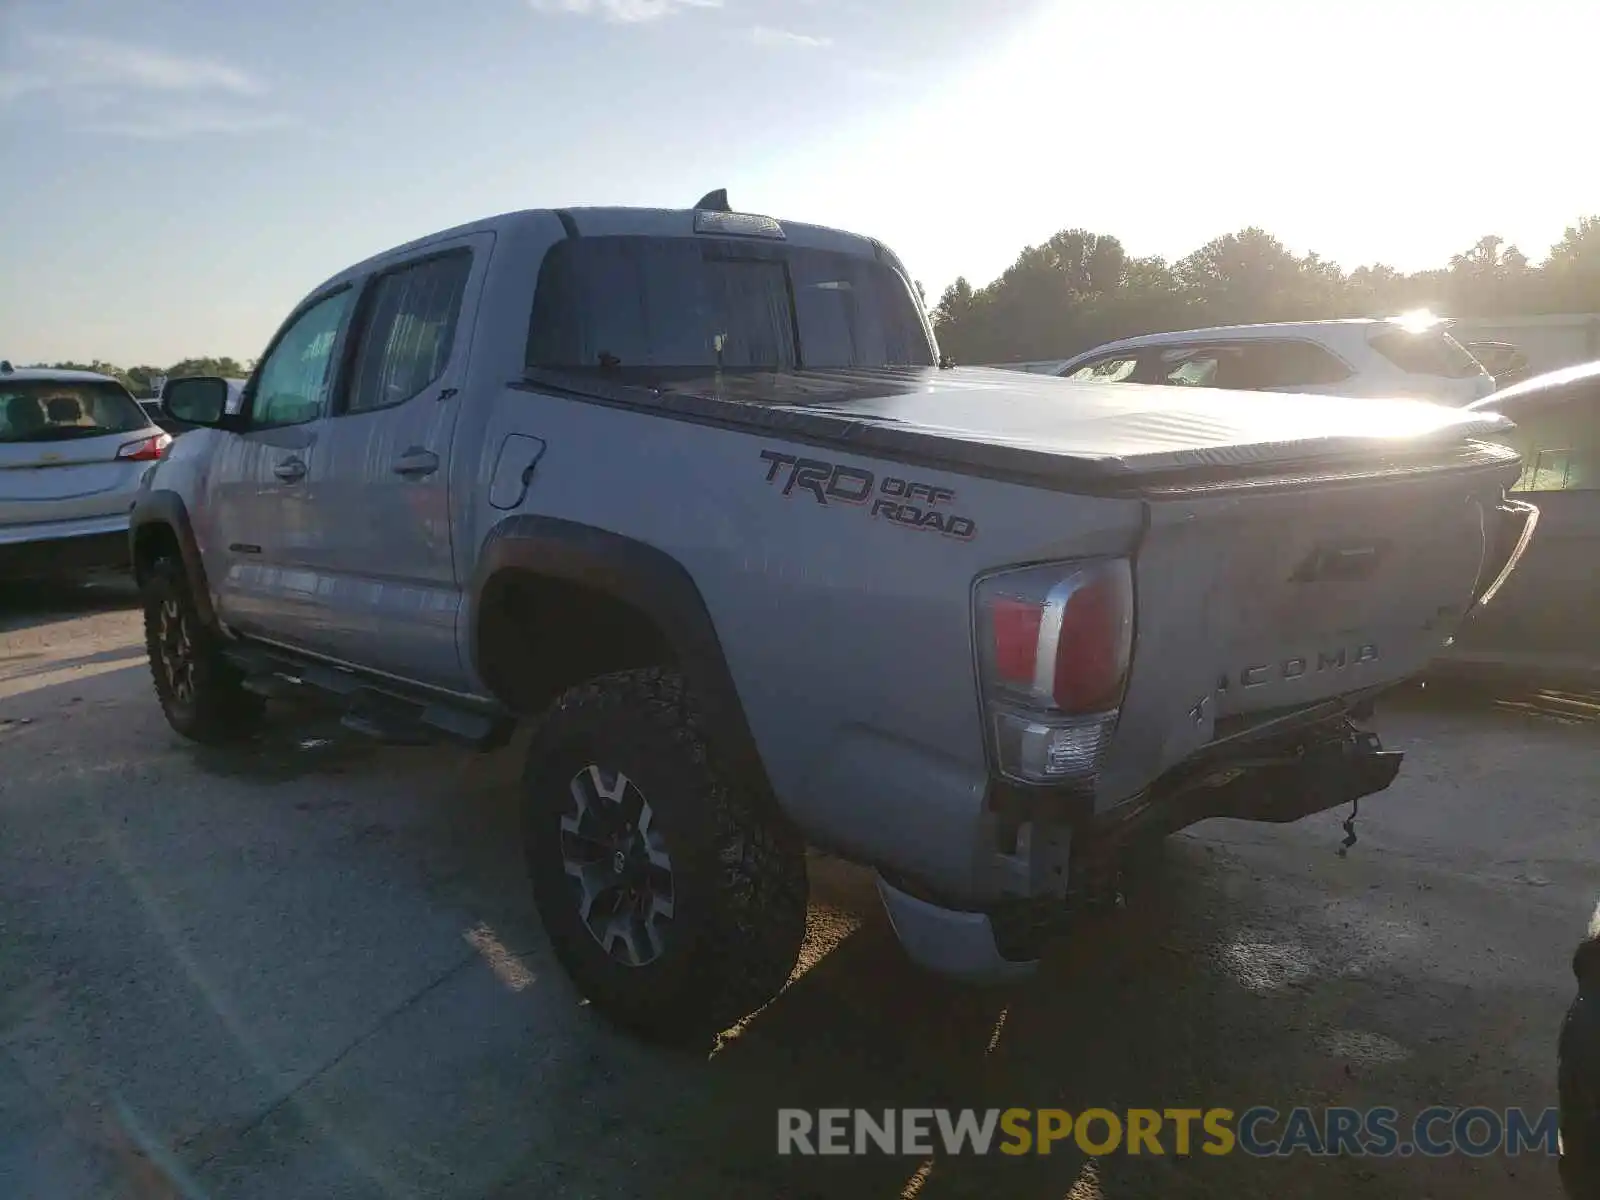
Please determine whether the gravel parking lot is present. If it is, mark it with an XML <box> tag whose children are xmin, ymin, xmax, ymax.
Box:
<box><xmin>1</xmin><ymin>581</ymin><xmax>1595</xmax><ymax>1199</ymax></box>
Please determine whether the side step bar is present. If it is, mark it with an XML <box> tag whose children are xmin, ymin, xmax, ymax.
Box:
<box><xmin>225</xmin><ymin>642</ymin><xmax>515</xmax><ymax>751</ymax></box>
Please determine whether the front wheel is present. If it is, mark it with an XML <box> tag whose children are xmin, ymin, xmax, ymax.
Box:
<box><xmin>141</xmin><ymin>559</ymin><xmax>262</xmax><ymax>744</ymax></box>
<box><xmin>523</xmin><ymin>668</ymin><xmax>807</xmax><ymax>1044</ymax></box>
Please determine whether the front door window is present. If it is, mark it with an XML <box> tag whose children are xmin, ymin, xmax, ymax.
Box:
<box><xmin>252</xmin><ymin>290</ymin><xmax>353</xmax><ymax>428</ymax></box>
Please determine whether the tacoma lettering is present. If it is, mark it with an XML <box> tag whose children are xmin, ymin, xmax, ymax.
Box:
<box><xmin>1218</xmin><ymin>644</ymin><xmax>1379</xmax><ymax>691</ymax></box>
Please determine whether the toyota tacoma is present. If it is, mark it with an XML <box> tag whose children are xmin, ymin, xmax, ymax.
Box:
<box><xmin>132</xmin><ymin>193</ymin><xmax>1538</xmax><ymax>1042</ymax></box>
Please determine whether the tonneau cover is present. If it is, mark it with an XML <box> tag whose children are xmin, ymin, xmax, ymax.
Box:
<box><xmin>521</xmin><ymin>365</ymin><xmax>1518</xmax><ymax>492</ymax></box>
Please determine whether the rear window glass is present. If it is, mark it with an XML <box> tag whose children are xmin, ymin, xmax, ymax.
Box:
<box><xmin>1370</xmin><ymin>329</ymin><xmax>1484</xmax><ymax>379</ymax></box>
<box><xmin>0</xmin><ymin>380</ymin><xmax>149</xmax><ymax>443</ymax></box>
<box><xmin>526</xmin><ymin>236</ymin><xmax>935</xmax><ymax>372</ymax></box>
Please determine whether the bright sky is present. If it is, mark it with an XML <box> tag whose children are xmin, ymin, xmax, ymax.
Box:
<box><xmin>3</xmin><ymin>0</ymin><xmax>1596</xmax><ymax>365</ymax></box>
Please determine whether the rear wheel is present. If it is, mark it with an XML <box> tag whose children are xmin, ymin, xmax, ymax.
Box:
<box><xmin>523</xmin><ymin>668</ymin><xmax>807</xmax><ymax>1045</ymax></box>
<box><xmin>141</xmin><ymin>559</ymin><xmax>262</xmax><ymax>743</ymax></box>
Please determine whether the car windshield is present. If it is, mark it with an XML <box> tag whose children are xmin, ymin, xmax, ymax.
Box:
<box><xmin>526</xmin><ymin>235</ymin><xmax>936</xmax><ymax>372</ymax></box>
<box><xmin>0</xmin><ymin>380</ymin><xmax>150</xmax><ymax>443</ymax></box>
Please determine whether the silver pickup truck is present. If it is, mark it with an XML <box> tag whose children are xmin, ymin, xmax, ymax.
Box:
<box><xmin>132</xmin><ymin>194</ymin><xmax>1537</xmax><ymax>1043</ymax></box>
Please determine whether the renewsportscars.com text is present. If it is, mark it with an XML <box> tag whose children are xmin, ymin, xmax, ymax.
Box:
<box><xmin>776</xmin><ymin>1106</ymin><xmax>1560</xmax><ymax>1158</ymax></box>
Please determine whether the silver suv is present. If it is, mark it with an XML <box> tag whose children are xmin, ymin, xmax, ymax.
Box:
<box><xmin>0</xmin><ymin>363</ymin><xmax>170</xmax><ymax>579</ymax></box>
<box><xmin>1030</xmin><ymin>318</ymin><xmax>1497</xmax><ymax>405</ymax></box>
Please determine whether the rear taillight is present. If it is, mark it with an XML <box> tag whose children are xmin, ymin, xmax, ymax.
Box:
<box><xmin>975</xmin><ymin>558</ymin><xmax>1133</xmax><ymax>785</ymax></box>
<box><xmin>117</xmin><ymin>433</ymin><xmax>171</xmax><ymax>462</ymax></box>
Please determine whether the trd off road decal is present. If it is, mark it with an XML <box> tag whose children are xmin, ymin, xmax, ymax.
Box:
<box><xmin>758</xmin><ymin>450</ymin><xmax>977</xmax><ymax>540</ymax></box>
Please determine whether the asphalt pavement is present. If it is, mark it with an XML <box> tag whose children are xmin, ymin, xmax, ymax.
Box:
<box><xmin>1</xmin><ymin>580</ymin><xmax>1595</xmax><ymax>1199</ymax></box>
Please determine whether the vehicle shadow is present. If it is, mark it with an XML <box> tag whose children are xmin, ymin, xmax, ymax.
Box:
<box><xmin>16</xmin><ymin>673</ymin><xmax>1563</xmax><ymax>1200</ymax></box>
<box><xmin>0</xmin><ymin>577</ymin><xmax>139</xmax><ymax>636</ymax></box>
<box><xmin>386</xmin><ymin>747</ymin><xmax>1567</xmax><ymax>1199</ymax></box>
<box><xmin>631</xmin><ymin>851</ymin><xmax>1563</xmax><ymax>1199</ymax></box>
<box><xmin>0</xmin><ymin>644</ymin><xmax>147</xmax><ymax>684</ymax></box>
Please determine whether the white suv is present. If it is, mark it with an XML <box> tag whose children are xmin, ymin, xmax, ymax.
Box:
<box><xmin>0</xmin><ymin>363</ymin><xmax>170</xmax><ymax>579</ymax></box>
<box><xmin>1033</xmin><ymin>318</ymin><xmax>1497</xmax><ymax>405</ymax></box>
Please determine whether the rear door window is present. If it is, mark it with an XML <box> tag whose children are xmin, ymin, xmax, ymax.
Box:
<box><xmin>1370</xmin><ymin>328</ymin><xmax>1484</xmax><ymax>379</ymax></box>
<box><xmin>526</xmin><ymin>236</ymin><xmax>934</xmax><ymax>372</ymax></box>
<box><xmin>1153</xmin><ymin>341</ymin><xmax>1353</xmax><ymax>391</ymax></box>
<box><xmin>1230</xmin><ymin>340</ymin><xmax>1353</xmax><ymax>389</ymax></box>
<box><xmin>345</xmin><ymin>252</ymin><xmax>472</xmax><ymax>414</ymax></box>
<box><xmin>1159</xmin><ymin>346</ymin><xmax>1229</xmax><ymax>387</ymax></box>
<box><xmin>1064</xmin><ymin>354</ymin><xmax>1140</xmax><ymax>382</ymax></box>
<box><xmin>0</xmin><ymin>380</ymin><xmax>149</xmax><ymax>443</ymax></box>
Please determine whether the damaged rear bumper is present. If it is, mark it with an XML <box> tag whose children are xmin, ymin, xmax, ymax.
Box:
<box><xmin>1117</xmin><ymin>724</ymin><xmax>1402</xmax><ymax>833</ymax></box>
<box><xmin>880</xmin><ymin>716</ymin><xmax>1404</xmax><ymax>982</ymax></box>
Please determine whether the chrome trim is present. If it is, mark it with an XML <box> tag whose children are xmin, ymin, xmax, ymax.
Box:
<box><xmin>1474</xmin><ymin>500</ymin><xmax>1539</xmax><ymax>609</ymax></box>
<box><xmin>1032</xmin><ymin>573</ymin><xmax>1086</xmax><ymax>703</ymax></box>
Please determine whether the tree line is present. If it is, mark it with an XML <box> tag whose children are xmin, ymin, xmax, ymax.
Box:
<box><xmin>22</xmin><ymin>358</ymin><xmax>252</xmax><ymax>397</ymax></box>
<box><xmin>929</xmin><ymin>216</ymin><xmax>1600</xmax><ymax>366</ymax></box>
<box><xmin>29</xmin><ymin>214</ymin><xmax>1600</xmax><ymax>384</ymax></box>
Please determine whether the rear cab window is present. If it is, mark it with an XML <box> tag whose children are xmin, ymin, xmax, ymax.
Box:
<box><xmin>526</xmin><ymin>236</ymin><xmax>934</xmax><ymax>372</ymax></box>
<box><xmin>1369</xmin><ymin>327</ymin><xmax>1484</xmax><ymax>379</ymax></box>
<box><xmin>0</xmin><ymin>380</ymin><xmax>149</xmax><ymax>443</ymax></box>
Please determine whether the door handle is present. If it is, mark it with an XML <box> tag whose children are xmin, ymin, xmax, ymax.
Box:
<box><xmin>273</xmin><ymin>457</ymin><xmax>307</xmax><ymax>483</ymax></box>
<box><xmin>392</xmin><ymin>448</ymin><xmax>440</xmax><ymax>478</ymax></box>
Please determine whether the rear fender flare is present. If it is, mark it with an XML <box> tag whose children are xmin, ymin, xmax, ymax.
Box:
<box><xmin>469</xmin><ymin>515</ymin><xmax>770</xmax><ymax>792</ymax></box>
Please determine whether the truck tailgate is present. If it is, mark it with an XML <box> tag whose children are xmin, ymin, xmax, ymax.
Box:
<box><xmin>1093</xmin><ymin>451</ymin><xmax>1523</xmax><ymax>808</ymax></box>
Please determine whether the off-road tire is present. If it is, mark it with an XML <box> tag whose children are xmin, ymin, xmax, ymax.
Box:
<box><xmin>141</xmin><ymin>558</ymin><xmax>263</xmax><ymax>744</ymax></box>
<box><xmin>523</xmin><ymin>667</ymin><xmax>808</xmax><ymax>1045</ymax></box>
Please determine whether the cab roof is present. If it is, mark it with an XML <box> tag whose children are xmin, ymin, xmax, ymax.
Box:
<box><xmin>313</xmin><ymin>205</ymin><xmax>887</xmax><ymax>296</ymax></box>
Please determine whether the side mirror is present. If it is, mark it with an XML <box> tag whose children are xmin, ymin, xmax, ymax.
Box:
<box><xmin>161</xmin><ymin>376</ymin><xmax>230</xmax><ymax>428</ymax></box>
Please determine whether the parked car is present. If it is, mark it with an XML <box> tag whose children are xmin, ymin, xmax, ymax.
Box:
<box><xmin>132</xmin><ymin>196</ymin><xmax>1535</xmax><ymax>1042</ymax></box>
<box><xmin>985</xmin><ymin>358</ymin><xmax>1077</xmax><ymax>376</ymax></box>
<box><xmin>138</xmin><ymin>398</ymin><xmax>171</xmax><ymax>430</ymax></box>
<box><xmin>1435</xmin><ymin>361</ymin><xmax>1600</xmax><ymax>681</ymax></box>
<box><xmin>0</xmin><ymin>362</ymin><xmax>170</xmax><ymax>580</ymax></box>
<box><xmin>1036</xmin><ymin>318</ymin><xmax>1496</xmax><ymax>404</ymax></box>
